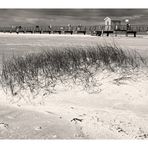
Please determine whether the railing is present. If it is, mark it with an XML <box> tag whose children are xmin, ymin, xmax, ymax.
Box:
<box><xmin>0</xmin><ymin>25</ymin><xmax>148</xmax><ymax>34</ymax></box>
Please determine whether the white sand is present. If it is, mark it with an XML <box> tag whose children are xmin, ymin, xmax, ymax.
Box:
<box><xmin>0</xmin><ymin>69</ymin><xmax>148</xmax><ymax>139</ymax></box>
<box><xmin>0</xmin><ymin>34</ymin><xmax>148</xmax><ymax>139</ymax></box>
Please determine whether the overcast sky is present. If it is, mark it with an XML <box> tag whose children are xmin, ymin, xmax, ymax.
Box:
<box><xmin>0</xmin><ymin>9</ymin><xmax>148</xmax><ymax>26</ymax></box>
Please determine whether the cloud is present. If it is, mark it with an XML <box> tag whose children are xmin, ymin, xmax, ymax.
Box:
<box><xmin>0</xmin><ymin>9</ymin><xmax>147</xmax><ymax>26</ymax></box>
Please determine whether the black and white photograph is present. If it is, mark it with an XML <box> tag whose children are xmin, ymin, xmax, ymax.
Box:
<box><xmin>0</xmin><ymin>1</ymin><xmax>148</xmax><ymax>142</ymax></box>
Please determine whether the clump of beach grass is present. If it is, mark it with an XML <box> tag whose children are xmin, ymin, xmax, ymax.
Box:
<box><xmin>0</xmin><ymin>44</ymin><xmax>146</xmax><ymax>98</ymax></box>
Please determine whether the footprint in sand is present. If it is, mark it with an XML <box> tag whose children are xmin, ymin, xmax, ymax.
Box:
<box><xmin>0</xmin><ymin>123</ymin><xmax>9</xmax><ymax>130</ymax></box>
<box><xmin>34</xmin><ymin>126</ymin><xmax>42</xmax><ymax>131</ymax></box>
<box><xmin>52</xmin><ymin>135</ymin><xmax>57</xmax><ymax>138</ymax></box>
<box><xmin>7</xmin><ymin>116</ymin><xmax>15</xmax><ymax>119</ymax></box>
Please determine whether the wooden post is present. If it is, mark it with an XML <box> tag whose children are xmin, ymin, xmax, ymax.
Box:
<box><xmin>114</xmin><ymin>31</ymin><xmax>117</xmax><ymax>37</ymax></box>
<box><xmin>126</xmin><ymin>32</ymin><xmax>128</xmax><ymax>37</ymax></box>
<box><xmin>101</xmin><ymin>30</ymin><xmax>103</xmax><ymax>36</ymax></box>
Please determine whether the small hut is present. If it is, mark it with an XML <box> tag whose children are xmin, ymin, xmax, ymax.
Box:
<box><xmin>104</xmin><ymin>17</ymin><xmax>121</xmax><ymax>31</ymax></box>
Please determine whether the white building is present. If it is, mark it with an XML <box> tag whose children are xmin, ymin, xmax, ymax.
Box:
<box><xmin>104</xmin><ymin>17</ymin><xmax>121</xmax><ymax>31</ymax></box>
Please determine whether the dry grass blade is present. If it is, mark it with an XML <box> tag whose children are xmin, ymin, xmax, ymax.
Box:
<box><xmin>0</xmin><ymin>44</ymin><xmax>146</xmax><ymax>96</ymax></box>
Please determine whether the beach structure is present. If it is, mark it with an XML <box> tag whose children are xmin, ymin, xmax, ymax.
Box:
<box><xmin>1</xmin><ymin>18</ymin><xmax>148</xmax><ymax>37</ymax></box>
<box><xmin>104</xmin><ymin>17</ymin><xmax>121</xmax><ymax>31</ymax></box>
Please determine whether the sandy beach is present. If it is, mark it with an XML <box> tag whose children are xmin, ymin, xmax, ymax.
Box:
<box><xmin>0</xmin><ymin>34</ymin><xmax>148</xmax><ymax>139</ymax></box>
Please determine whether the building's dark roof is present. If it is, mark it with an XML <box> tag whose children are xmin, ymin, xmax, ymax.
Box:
<box><xmin>112</xmin><ymin>20</ymin><xmax>121</xmax><ymax>22</ymax></box>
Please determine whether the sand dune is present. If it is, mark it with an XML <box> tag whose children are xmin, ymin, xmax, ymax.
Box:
<box><xmin>0</xmin><ymin>68</ymin><xmax>148</xmax><ymax>139</ymax></box>
<box><xmin>0</xmin><ymin>34</ymin><xmax>148</xmax><ymax>139</ymax></box>
<box><xmin>0</xmin><ymin>104</ymin><xmax>83</xmax><ymax>139</ymax></box>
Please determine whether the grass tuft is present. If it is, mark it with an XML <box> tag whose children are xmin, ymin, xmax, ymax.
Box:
<box><xmin>0</xmin><ymin>44</ymin><xmax>146</xmax><ymax>96</ymax></box>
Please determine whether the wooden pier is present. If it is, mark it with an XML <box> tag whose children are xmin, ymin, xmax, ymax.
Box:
<box><xmin>0</xmin><ymin>25</ymin><xmax>147</xmax><ymax>37</ymax></box>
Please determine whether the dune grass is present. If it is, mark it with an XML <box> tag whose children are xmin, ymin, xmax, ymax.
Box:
<box><xmin>0</xmin><ymin>45</ymin><xmax>146</xmax><ymax>96</ymax></box>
